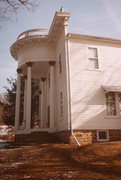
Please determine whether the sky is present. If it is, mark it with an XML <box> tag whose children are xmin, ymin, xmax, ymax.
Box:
<box><xmin>0</xmin><ymin>0</ymin><xmax>121</xmax><ymax>93</ymax></box>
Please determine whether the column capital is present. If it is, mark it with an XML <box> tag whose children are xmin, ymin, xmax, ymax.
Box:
<box><xmin>49</xmin><ymin>61</ymin><xmax>55</xmax><ymax>66</ymax></box>
<box><xmin>17</xmin><ymin>68</ymin><xmax>22</xmax><ymax>74</ymax></box>
<box><xmin>41</xmin><ymin>77</ymin><xmax>46</xmax><ymax>82</ymax></box>
<box><xmin>26</xmin><ymin>62</ymin><xmax>33</xmax><ymax>67</ymax></box>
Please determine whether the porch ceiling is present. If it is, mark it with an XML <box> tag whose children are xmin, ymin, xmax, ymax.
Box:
<box><xmin>22</xmin><ymin>61</ymin><xmax>50</xmax><ymax>78</ymax></box>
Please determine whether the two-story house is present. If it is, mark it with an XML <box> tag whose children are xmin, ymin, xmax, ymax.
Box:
<box><xmin>10</xmin><ymin>8</ymin><xmax>121</xmax><ymax>145</ymax></box>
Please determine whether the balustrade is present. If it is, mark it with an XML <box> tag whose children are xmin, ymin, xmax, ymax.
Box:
<box><xmin>17</xmin><ymin>29</ymin><xmax>48</xmax><ymax>40</ymax></box>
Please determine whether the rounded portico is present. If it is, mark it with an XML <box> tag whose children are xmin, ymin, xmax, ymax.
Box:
<box><xmin>10</xmin><ymin>29</ymin><xmax>56</xmax><ymax>134</ymax></box>
<box><xmin>10</xmin><ymin>8</ymin><xmax>70</xmax><ymax>137</ymax></box>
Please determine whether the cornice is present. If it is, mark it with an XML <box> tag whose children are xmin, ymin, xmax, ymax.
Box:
<box><xmin>67</xmin><ymin>33</ymin><xmax>121</xmax><ymax>45</ymax></box>
<box><xmin>10</xmin><ymin>35</ymin><xmax>54</xmax><ymax>60</ymax></box>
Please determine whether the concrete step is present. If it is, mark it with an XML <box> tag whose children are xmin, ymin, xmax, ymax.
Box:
<box><xmin>14</xmin><ymin>131</ymin><xmax>61</xmax><ymax>145</ymax></box>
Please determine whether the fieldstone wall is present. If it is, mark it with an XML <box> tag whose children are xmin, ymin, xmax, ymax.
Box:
<box><xmin>109</xmin><ymin>130</ymin><xmax>121</xmax><ymax>141</ymax></box>
<box><xmin>70</xmin><ymin>130</ymin><xmax>97</xmax><ymax>146</ymax></box>
<box><xmin>54</xmin><ymin>129</ymin><xmax>121</xmax><ymax>146</ymax></box>
<box><xmin>53</xmin><ymin>130</ymin><xmax>71</xmax><ymax>144</ymax></box>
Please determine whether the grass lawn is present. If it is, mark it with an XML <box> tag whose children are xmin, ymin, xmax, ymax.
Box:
<box><xmin>0</xmin><ymin>141</ymin><xmax>121</xmax><ymax>179</ymax></box>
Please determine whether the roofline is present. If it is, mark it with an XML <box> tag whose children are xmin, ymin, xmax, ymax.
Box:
<box><xmin>67</xmin><ymin>33</ymin><xmax>121</xmax><ymax>44</ymax></box>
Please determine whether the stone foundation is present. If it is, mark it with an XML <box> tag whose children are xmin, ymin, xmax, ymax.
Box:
<box><xmin>54</xmin><ymin>129</ymin><xmax>121</xmax><ymax>146</ymax></box>
<box><xmin>70</xmin><ymin>130</ymin><xmax>97</xmax><ymax>146</ymax></box>
<box><xmin>53</xmin><ymin>130</ymin><xmax>71</xmax><ymax>144</ymax></box>
<box><xmin>109</xmin><ymin>130</ymin><xmax>121</xmax><ymax>141</ymax></box>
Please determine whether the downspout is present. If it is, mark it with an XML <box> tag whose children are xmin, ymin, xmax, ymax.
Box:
<box><xmin>71</xmin><ymin>130</ymin><xmax>81</xmax><ymax>146</ymax></box>
<box><xmin>66</xmin><ymin>34</ymin><xmax>81</xmax><ymax>146</ymax></box>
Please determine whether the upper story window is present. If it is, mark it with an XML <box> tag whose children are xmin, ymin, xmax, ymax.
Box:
<box><xmin>88</xmin><ymin>47</ymin><xmax>99</xmax><ymax>69</ymax></box>
<box><xmin>106</xmin><ymin>92</ymin><xmax>117</xmax><ymax>116</ymax></box>
<box><xmin>59</xmin><ymin>54</ymin><xmax>62</xmax><ymax>74</ymax></box>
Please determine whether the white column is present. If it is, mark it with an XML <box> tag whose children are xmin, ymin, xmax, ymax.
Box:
<box><xmin>49</xmin><ymin>61</ymin><xmax>55</xmax><ymax>129</ymax></box>
<box><xmin>46</xmin><ymin>76</ymin><xmax>50</xmax><ymax>128</ymax></box>
<box><xmin>26</xmin><ymin>62</ymin><xmax>33</xmax><ymax>130</ymax></box>
<box><xmin>22</xmin><ymin>75</ymin><xmax>27</xmax><ymax>129</ymax></box>
<box><xmin>15</xmin><ymin>68</ymin><xmax>22</xmax><ymax>130</ymax></box>
<box><xmin>41</xmin><ymin>77</ymin><xmax>46</xmax><ymax>128</ymax></box>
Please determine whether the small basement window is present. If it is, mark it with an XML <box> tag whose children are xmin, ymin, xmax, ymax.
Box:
<box><xmin>97</xmin><ymin>130</ymin><xmax>109</xmax><ymax>142</ymax></box>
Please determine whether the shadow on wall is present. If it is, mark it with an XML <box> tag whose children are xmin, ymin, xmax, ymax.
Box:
<box><xmin>70</xmin><ymin>61</ymin><xmax>121</xmax><ymax>130</ymax></box>
<box><xmin>71</xmin><ymin>86</ymin><xmax>105</xmax><ymax>129</ymax></box>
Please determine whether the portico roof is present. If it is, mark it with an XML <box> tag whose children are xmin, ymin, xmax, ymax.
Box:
<box><xmin>10</xmin><ymin>8</ymin><xmax>70</xmax><ymax>60</ymax></box>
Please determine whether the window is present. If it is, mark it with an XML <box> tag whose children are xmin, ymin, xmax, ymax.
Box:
<box><xmin>59</xmin><ymin>91</ymin><xmax>63</xmax><ymax>119</ymax></box>
<box><xmin>106</xmin><ymin>92</ymin><xmax>117</xmax><ymax>116</ymax></box>
<box><xmin>59</xmin><ymin>54</ymin><xmax>62</xmax><ymax>74</ymax></box>
<box><xmin>105</xmin><ymin>92</ymin><xmax>121</xmax><ymax>117</ymax></box>
<box><xmin>88</xmin><ymin>47</ymin><xmax>99</xmax><ymax>69</ymax></box>
<box><xmin>48</xmin><ymin>74</ymin><xmax>50</xmax><ymax>88</ymax></box>
<box><xmin>97</xmin><ymin>130</ymin><xmax>109</xmax><ymax>141</ymax></box>
<box><xmin>119</xmin><ymin>93</ymin><xmax>121</xmax><ymax>115</ymax></box>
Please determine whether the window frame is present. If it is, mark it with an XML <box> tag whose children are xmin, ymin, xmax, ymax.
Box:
<box><xmin>97</xmin><ymin>130</ymin><xmax>109</xmax><ymax>142</ymax></box>
<box><xmin>118</xmin><ymin>93</ymin><xmax>121</xmax><ymax>116</ymax></box>
<box><xmin>105</xmin><ymin>92</ymin><xmax>117</xmax><ymax>117</ymax></box>
<box><xmin>86</xmin><ymin>46</ymin><xmax>99</xmax><ymax>70</ymax></box>
<box><xmin>105</xmin><ymin>92</ymin><xmax>121</xmax><ymax>117</ymax></box>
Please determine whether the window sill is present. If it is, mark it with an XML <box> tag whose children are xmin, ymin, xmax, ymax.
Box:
<box><xmin>97</xmin><ymin>139</ymin><xmax>109</xmax><ymax>142</ymax></box>
<box><xmin>105</xmin><ymin>116</ymin><xmax>121</xmax><ymax>119</ymax></box>
<box><xmin>86</xmin><ymin>68</ymin><xmax>101</xmax><ymax>72</ymax></box>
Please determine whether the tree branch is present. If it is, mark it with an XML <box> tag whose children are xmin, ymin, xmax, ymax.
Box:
<box><xmin>0</xmin><ymin>0</ymin><xmax>40</xmax><ymax>26</ymax></box>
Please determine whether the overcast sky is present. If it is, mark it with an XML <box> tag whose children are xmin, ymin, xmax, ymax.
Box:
<box><xmin>0</xmin><ymin>0</ymin><xmax>121</xmax><ymax>93</ymax></box>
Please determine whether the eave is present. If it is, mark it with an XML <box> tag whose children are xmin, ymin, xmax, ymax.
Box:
<box><xmin>67</xmin><ymin>33</ymin><xmax>121</xmax><ymax>45</ymax></box>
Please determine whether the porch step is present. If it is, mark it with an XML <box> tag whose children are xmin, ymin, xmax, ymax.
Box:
<box><xmin>14</xmin><ymin>131</ymin><xmax>61</xmax><ymax>145</ymax></box>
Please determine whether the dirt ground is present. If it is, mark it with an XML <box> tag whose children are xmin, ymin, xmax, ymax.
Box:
<box><xmin>0</xmin><ymin>141</ymin><xmax>121</xmax><ymax>180</ymax></box>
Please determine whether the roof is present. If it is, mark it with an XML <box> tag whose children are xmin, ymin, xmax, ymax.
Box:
<box><xmin>67</xmin><ymin>33</ymin><xmax>121</xmax><ymax>45</ymax></box>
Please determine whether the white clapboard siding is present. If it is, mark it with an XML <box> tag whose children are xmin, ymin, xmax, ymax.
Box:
<box><xmin>69</xmin><ymin>37</ymin><xmax>121</xmax><ymax>130</ymax></box>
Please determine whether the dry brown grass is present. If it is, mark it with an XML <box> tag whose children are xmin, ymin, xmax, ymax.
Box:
<box><xmin>0</xmin><ymin>141</ymin><xmax>121</xmax><ymax>179</ymax></box>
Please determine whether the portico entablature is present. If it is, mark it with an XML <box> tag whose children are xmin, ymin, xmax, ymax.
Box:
<box><xmin>11</xmin><ymin>35</ymin><xmax>55</xmax><ymax>60</ymax></box>
<box><xmin>18</xmin><ymin>56</ymin><xmax>55</xmax><ymax>67</ymax></box>
<box><xmin>18</xmin><ymin>61</ymin><xmax>55</xmax><ymax>79</ymax></box>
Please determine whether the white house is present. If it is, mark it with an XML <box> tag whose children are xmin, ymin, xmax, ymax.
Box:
<box><xmin>10</xmin><ymin>8</ymin><xmax>121</xmax><ymax>145</ymax></box>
